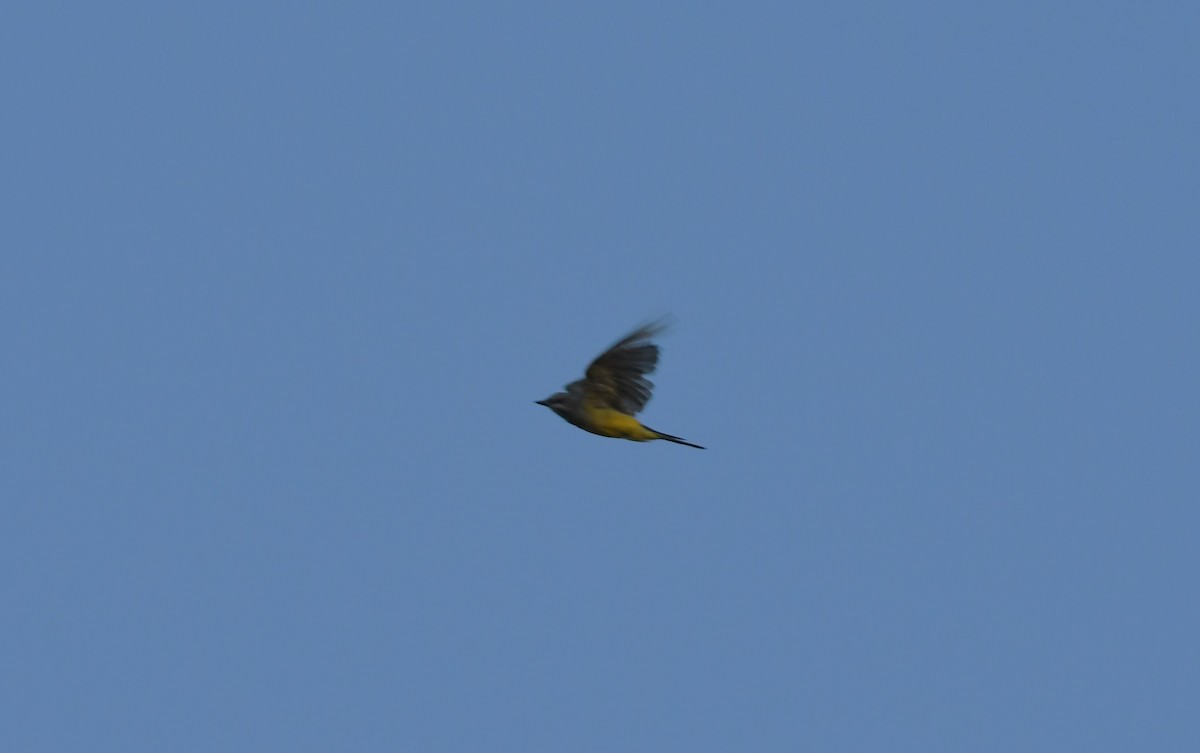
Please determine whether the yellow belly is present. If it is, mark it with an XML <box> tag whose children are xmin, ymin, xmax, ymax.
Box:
<box><xmin>584</xmin><ymin>407</ymin><xmax>659</xmax><ymax>441</ymax></box>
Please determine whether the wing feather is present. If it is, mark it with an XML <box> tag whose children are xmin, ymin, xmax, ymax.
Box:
<box><xmin>578</xmin><ymin>322</ymin><xmax>667</xmax><ymax>415</ymax></box>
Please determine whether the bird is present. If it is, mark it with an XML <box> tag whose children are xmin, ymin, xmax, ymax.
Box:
<box><xmin>536</xmin><ymin>321</ymin><xmax>705</xmax><ymax>449</ymax></box>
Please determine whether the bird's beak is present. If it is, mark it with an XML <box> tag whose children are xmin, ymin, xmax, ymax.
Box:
<box><xmin>535</xmin><ymin>399</ymin><xmax>548</xmax><ymax>407</ymax></box>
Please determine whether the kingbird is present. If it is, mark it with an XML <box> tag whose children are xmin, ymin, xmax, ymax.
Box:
<box><xmin>536</xmin><ymin>322</ymin><xmax>704</xmax><ymax>449</ymax></box>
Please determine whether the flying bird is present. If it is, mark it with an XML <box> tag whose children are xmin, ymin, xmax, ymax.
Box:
<box><xmin>536</xmin><ymin>321</ymin><xmax>704</xmax><ymax>449</ymax></box>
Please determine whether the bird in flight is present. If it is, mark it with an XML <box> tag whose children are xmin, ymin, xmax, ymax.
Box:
<box><xmin>536</xmin><ymin>321</ymin><xmax>704</xmax><ymax>449</ymax></box>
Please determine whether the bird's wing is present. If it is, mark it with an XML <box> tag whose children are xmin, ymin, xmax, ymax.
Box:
<box><xmin>578</xmin><ymin>322</ymin><xmax>665</xmax><ymax>415</ymax></box>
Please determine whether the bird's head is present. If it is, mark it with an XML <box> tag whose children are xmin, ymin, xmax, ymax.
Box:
<box><xmin>535</xmin><ymin>392</ymin><xmax>571</xmax><ymax>417</ymax></box>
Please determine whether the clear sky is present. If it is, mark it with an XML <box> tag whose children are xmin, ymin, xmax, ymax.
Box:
<box><xmin>3</xmin><ymin>2</ymin><xmax>1197</xmax><ymax>751</ymax></box>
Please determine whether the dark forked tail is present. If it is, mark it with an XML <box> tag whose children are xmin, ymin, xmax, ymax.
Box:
<box><xmin>648</xmin><ymin>427</ymin><xmax>705</xmax><ymax>449</ymax></box>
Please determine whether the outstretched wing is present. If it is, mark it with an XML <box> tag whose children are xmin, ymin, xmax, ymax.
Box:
<box><xmin>579</xmin><ymin>322</ymin><xmax>666</xmax><ymax>416</ymax></box>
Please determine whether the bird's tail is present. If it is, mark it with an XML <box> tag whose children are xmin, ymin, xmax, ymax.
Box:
<box><xmin>648</xmin><ymin>427</ymin><xmax>705</xmax><ymax>449</ymax></box>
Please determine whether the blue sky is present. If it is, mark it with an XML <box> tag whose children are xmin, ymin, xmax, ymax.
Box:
<box><xmin>3</xmin><ymin>2</ymin><xmax>1197</xmax><ymax>751</ymax></box>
